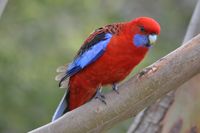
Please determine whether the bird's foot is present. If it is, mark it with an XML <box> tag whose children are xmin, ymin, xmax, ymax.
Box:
<box><xmin>94</xmin><ymin>89</ymin><xmax>106</xmax><ymax>104</ymax></box>
<box><xmin>112</xmin><ymin>83</ymin><xmax>119</xmax><ymax>94</ymax></box>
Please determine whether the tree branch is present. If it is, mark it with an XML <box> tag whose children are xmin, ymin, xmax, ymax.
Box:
<box><xmin>29</xmin><ymin>34</ymin><xmax>200</xmax><ymax>133</ymax></box>
<box><xmin>127</xmin><ymin>92</ymin><xmax>175</xmax><ymax>133</ymax></box>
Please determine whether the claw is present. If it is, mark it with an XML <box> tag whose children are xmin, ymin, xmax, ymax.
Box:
<box><xmin>94</xmin><ymin>88</ymin><xmax>106</xmax><ymax>104</ymax></box>
<box><xmin>112</xmin><ymin>83</ymin><xmax>119</xmax><ymax>94</ymax></box>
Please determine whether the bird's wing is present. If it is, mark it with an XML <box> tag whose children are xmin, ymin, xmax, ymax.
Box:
<box><xmin>58</xmin><ymin>28</ymin><xmax>113</xmax><ymax>87</ymax></box>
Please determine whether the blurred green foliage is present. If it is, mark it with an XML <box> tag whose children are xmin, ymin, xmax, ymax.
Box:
<box><xmin>0</xmin><ymin>0</ymin><xmax>195</xmax><ymax>132</ymax></box>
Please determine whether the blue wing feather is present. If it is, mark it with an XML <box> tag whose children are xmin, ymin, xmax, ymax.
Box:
<box><xmin>67</xmin><ymin>33</ymin><xmax>112</xmax><ymax>76</ymax></box>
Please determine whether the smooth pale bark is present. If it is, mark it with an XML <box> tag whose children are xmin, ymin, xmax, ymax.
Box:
<box><xmin>0</xmin><ymin>0</ymin><xmax>8</xmax><ymax>18</ymax></box>
<box><xmin>183</xmin><ymin>0</ymin><xmax>200</xmax><ymax>44</ymax></box>
<box><xmin>29</xmin><ymin>34</ymin><xmax>200</xmax><ymax>133</ymax></box>
<box><xmin>127</xmin><ymin>0</ymin><xmax>200</xmax><ymax>132</ymax></box>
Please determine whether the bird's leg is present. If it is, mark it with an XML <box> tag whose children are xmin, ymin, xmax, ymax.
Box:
<box><xmin>94</xmin><ymin>87</ymin><xmax>106</xmax><ymax>104</ymax></box>
<box><xmin>112</xmin><ymin>83</ymin><xmax>119</xmax><ymax>94</ymax></box>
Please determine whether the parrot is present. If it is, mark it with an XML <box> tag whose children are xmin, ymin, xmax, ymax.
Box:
<box><xmin>52</xmin><ymin>17</ymin><xmax>160</xmax><ymax>121</ymax></box>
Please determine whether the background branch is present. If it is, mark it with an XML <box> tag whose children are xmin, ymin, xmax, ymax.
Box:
<box><xmin>183</xmin><ymin>0</ymin><xmax>200</xmax><ymax>44</ymax></box>
<box><xmin>29</xmin><ymin>34</ymin><xmax>200</xmax><ymax>133</ymax></box>
<box><xmin>0</xmin><ymin>0</ymin><xmax>8</xmax><ymax>19</ymax></box>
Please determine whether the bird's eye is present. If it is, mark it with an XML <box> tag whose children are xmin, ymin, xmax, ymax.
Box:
<box><xmin>140</xmin><ymin>26</ymin><xmax>145</xmax><ymax>32</ymax></box>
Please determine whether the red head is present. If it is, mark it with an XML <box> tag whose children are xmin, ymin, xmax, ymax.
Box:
<box><xmin>124</xmin><ymin>17</ymin><xmax>161</xmax><ymax>48</ymax></box>
<box><xmin>131</xmin><ymin>17</ymin><xmax>161</xmax><ymax>35</ymax></box>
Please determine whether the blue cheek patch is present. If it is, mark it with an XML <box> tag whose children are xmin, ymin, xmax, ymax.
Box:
<box><xmin>133</xmin><ymin>34</ymin><xmax>148</xmax><ymax>47</ymax></box>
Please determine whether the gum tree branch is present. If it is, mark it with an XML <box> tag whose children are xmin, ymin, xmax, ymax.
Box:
<box><xmin>29</xmin><ymin>34</ymin><xmax>200</xmax><ymax>133</ymax></box>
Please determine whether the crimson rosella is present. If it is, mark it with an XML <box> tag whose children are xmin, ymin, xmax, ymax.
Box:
<box><xmin>52</xmin><ymin>17</ymin><xmax>161</xmax><ymax>121</ymax></box>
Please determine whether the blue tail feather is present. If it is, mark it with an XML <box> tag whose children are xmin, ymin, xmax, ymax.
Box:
<box><xmin>52</xmin><ymin>91</ymin><xmax>68</xmax><ymax>121</ymax></box>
